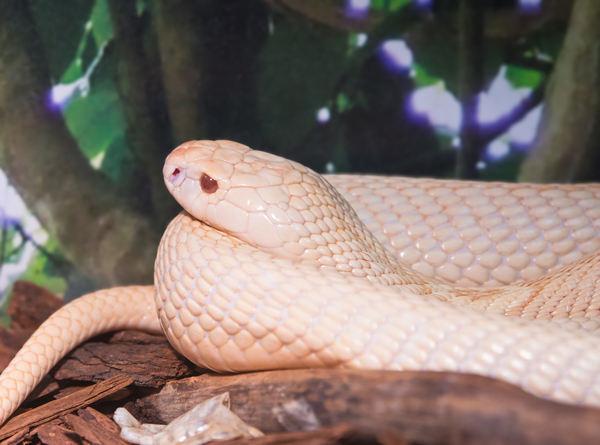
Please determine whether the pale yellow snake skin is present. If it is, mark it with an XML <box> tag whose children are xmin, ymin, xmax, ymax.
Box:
<box><xmin>2</xmin><ymin>139</ymin><xmax>600</xmax><ymax>425</ymax></box>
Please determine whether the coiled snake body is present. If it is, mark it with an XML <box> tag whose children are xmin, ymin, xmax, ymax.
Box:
<box><xmin>2</xmin><ymin>139</ymin><xmax>600</xmax><ymax>424</ymax></box>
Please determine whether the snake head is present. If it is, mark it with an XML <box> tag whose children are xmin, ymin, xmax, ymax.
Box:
<box><xmin>164</xmin><ymin>140</ymin><xmax>317</xmax><ymax>260</ymax></box>
<box><xmin>165</xmin><ymin>140</ymin><xmax>386</xmax><ymax>270</ymax></box>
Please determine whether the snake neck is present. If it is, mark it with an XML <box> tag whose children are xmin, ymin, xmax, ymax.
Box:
<box><xmin>297</xmin><ymin>171</ymin><xmax>438</xmax><ymax>288</ymax></box>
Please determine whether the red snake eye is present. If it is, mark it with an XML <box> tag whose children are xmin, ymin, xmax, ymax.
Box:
<box><xmin>200</xmin><ymin>173</ymin><xmax>219</xmax><ymax>194</ymax></box>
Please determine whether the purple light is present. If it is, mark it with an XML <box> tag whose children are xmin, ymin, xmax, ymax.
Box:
<box><xmin>478</xmin><ymin>66</ymin><xmax>543</xmax><ymax>148</ymax></box>
<box><xmin>345</xmin><ymin>0</ymin><xmax>370</xmax><ymax>18</ymax></box>
<box><xmin>509</xmin><ymin>105</ymin><xmax>543</xmax><ymax>147</ymax></box>
<box><xmin>50</xmin><ymin>79</ymin><xmax>88</xmax><ymax>109</ymax></box>
<box><xmin>519</xmin><ymin>0</ymin><xmax>542</xmax><ymax>13</ymax></box>
<box><xmin>486</xmin><ymin>139</ymin><xmax>510</xmax><ymax>161</ymax></box>
<box><xmin>478</xmin><ymin>67</ymin><xmax>531</xmax><ymax>125</ymax></box>
<box><xmin>410</xmin><ymin>84</ymin><xmax>462</xmax><ymax>132</ymax></box>
<box><xmin>379</xmin><ymin>40</ymin><xmax>413</xmax><ymax>73</ymax></box>
<box><xmin>317</xmin><ymin>107</ymin><xmax>331</xmax><ymax>124</ymax></box>
<box><xmin>415</xmin><ymin>0</ymin><xmax>432</xmax><ymax>8</ymax></box>
<box><xmin>356</xmin><ymin>33</ymin><xmax>368</xmax><ymax>47</ymax></box>
<box><xmin>48</xmin><ymin>43</ymin><xmax>106</xmax><ymax>111</ymax></box>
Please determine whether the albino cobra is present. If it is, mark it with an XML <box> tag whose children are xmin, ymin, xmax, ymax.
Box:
<box><xmin>2</xmin><ymin>140</ymin><xmax>600</xmax><ymax>425</ymax></box>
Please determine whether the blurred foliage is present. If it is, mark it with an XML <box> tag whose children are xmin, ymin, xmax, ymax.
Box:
<box><xmin>17</xmin><ymin>240</ymin><xmax>68</xmax><ymax>297</ymax></box>
<box><xmin>258</xmin><ymin>17</ymin><xmax>348</xmax><ymax>153</ymax></box>
<box><xmin>29</xmin><ymin>0</ymin><xmax>563</xmax><ymax>176</ymax></box>
<box><xmin>0</xmin><ymin>0</ymin><xmax>573</xmax><ymax>299</ymax></box>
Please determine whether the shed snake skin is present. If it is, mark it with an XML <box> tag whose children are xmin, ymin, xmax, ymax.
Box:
<box><xmin>2</xmin><ymin>139</ymin><xmax>600</xmax><ymax>425</ymax></box>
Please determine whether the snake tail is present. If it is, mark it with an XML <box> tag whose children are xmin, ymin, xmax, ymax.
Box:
<box><xmin>0</xmin><ymin>286</ymin><xmax>160</xmax><ymax>425</ymax></box>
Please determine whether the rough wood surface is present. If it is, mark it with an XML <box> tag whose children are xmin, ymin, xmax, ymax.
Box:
<box><xmin>3</xmin><ymin>281</ymin><xmax>600</xmax><ymax>444</ymax></box>
<box><xmin>0</xmin><ymin>282</ymin><xmax>65</xmax><ymax>371</ymax></box>
<box><xmin>0</xmin><ymin>375</ymin><xmax>133</xmax><ymax>440</ymax></box>
<box><xmin>64</xmin><ymin>408</ymin><xmax>128</xmax><ymax>445</ymax></box>
<box><xmin>52</xmin><ymin>331</ymin><xmax>197</xmax><ymax>387</ymax></box>
<box><xmin>35</xmin><ymin>422</ymin><xmax>80</xmax><ymax>445</ymax></box>
<box><xmin>138</xmin><ymin>369</ymin><xmax>600</xmax><ymax>445</ymax></box>
<box><xmin>7</xmin><ymin>282</ymin><xmax>64</xmax><ymax>331</ymax></box>
<box><xmin>206</xmin><ymin>423</ymin><xmax>359</xmax><ymax>445</ymax></box>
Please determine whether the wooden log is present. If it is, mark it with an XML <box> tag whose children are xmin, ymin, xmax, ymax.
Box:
<box><xmin>138</xmin><ymin>369</ymin><xmax>600</xmax><ymax>445</ymax></box>
<box><xmin>206</xmin><ymin>424</ymin><xmax>360</xmax><ymax>445</ymax></box>
<box><xmin>52</xmin><ymin>331</ymin><xmax>197</xmax><ymax>387</ymax></box>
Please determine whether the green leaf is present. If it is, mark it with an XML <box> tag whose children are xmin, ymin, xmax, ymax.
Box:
<box><xmin>389</xmin><ymin>0</ymin><xmax>412</xmax><ymax>11</ymax></box>
<box><xmin>505</xmin><ymin>65</ymin><xmax>544</xmax><ymax>89</ymax></box>
<box><xmin>413</xmin><ymin>64</ymin><xmax>440</xmax><ymax>87</ymax></box>
<box><xmin>100</xmin><ymin>134</ymin><xmax>137</xmax><ymax>183</ymax></box>
<box><xmin>370</xmin><ymin>0</ymin><xmax>388</xmax><ymax>10</ymax></box>
<box><xmin>91</xmin><ymin>0</ymin><xmax>114</xmax><ymax>47</ymax></box>
<box><xmin>62</xmin><ymin>46</ymin><xmax>130</xmax><ymax>170</ymax></box>
<box><xmin>61</xmin><ymin>60</ymin><xmax>85</xmax><ymax>84</ymax></box>
<box><xmin>136</xmin><ymin>0</ymin><xmax>147</xmax><ymax>16</ymax></box>
<box><xmin>17</xmin><ymin>250</ymin><xmax>67</xmax><ymax>297</ymax></box>
<box><xmin>337</xmin><ymin>93</ymin><xmax>352</xmax><ymax>112</ymax></box>
<box><xmin>28</xmin><ymin>0</ymin><xmax>95</xmax><ymax>82</ymax></box>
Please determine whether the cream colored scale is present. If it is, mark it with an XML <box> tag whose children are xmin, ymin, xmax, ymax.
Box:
<box><xmin>329</xmin><ymin>175</ymin><xmax>600</xmax><ymax>287</ymax></box>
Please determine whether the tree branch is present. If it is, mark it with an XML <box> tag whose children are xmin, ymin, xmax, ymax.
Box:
<box><xmin>107</xmin><ymin>0</ymin><xmax>180</xmax><ymax>226</ymax></box>
<box><xmin>456</xmin><ymin>0</ymin><xmax>485</xmax><ymax>179</ymax></box>
<box><xmin>0</xmin><ymin>0</ymin><xmax>164</xmax><ymax>289</ymax></box>
<box><xmin>150</xmin><ymin>0</ymin><xmax>208</xmax><ymax>145</ymax></box>
<box><xmin>519</xmin><ymin>0</ymin><xmax>600</xmax><ymax>183</ymax></box>
<box><xmin>479</xmin><ymin>83</ymin><xmax>545</xmax><ymax>146</ymax></box>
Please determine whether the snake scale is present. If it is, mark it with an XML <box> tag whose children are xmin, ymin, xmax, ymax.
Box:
<box><xmin>1</xmin><ymin>139</ymin><xmax>600</xmax><ymax>425</ymax></box>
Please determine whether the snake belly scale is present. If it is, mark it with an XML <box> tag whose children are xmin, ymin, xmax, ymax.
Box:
<box><xmin>1</xmin><ymin>139</ymin><xmax>600</xmax><ymax>425</ymax></box>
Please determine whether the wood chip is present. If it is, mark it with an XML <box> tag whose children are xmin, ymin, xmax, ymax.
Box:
<box><xmin>36</xmin><ymin>423</ymin><xmax>79</xmax><ymax>445</ymax></box>
<box><xmin>63</xmin><ymin>408</ymin><xmax>127</xmax><ymax>445</ymax></box>
<box><xmin>0</xmin><ymin>374</ymin><xmax>133</xmax><ymax>440</ymax></box>
<box><xmin>0</xmin><ymin>428</ymin><xmax>27</xmax><ymax>445</ymax></box>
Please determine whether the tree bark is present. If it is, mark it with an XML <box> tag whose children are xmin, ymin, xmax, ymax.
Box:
<box><xmin>107</xmin><ymin>0</ymin><xmax>180</xmax><ymax>226</ymax></box>
<box><xmin>199</xmin><ymin>0</ymin><xmax>270</xmax><ymax>147</ymax></box>
<box><xmin>138</xmin><ymin>369</ymin><xmax>600</xmax><ymax>444</ymax></box>
<box><xmin>519</xmin><ymin>0</ymin><xmax>600</xmax><ymax>183</ymax></box>
<box><xmin>151</xmin><ymin>0</ymin><xmax>208</xmax><ymax>146</ymax></box>
<box><xmin>456</xmin><ymin>0</ymin><xmax>485</xmax><ymax>179</ymax></box>
<box><xmin>0</xmin><ymin>1</ymin><xmax>163</xmax><ymax>290</ymax></box>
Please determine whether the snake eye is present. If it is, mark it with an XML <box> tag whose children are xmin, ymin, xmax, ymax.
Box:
<box><xmin>200</xmin><ymin>173</ymin><xmax>218</xmax><ymax>194</ymax></box>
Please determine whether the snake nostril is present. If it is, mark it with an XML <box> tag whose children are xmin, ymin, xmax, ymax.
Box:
<box><xmin>169</xmin><ymin>168</ymin><xmax>181</xmax><ymax>183</ymax></box>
